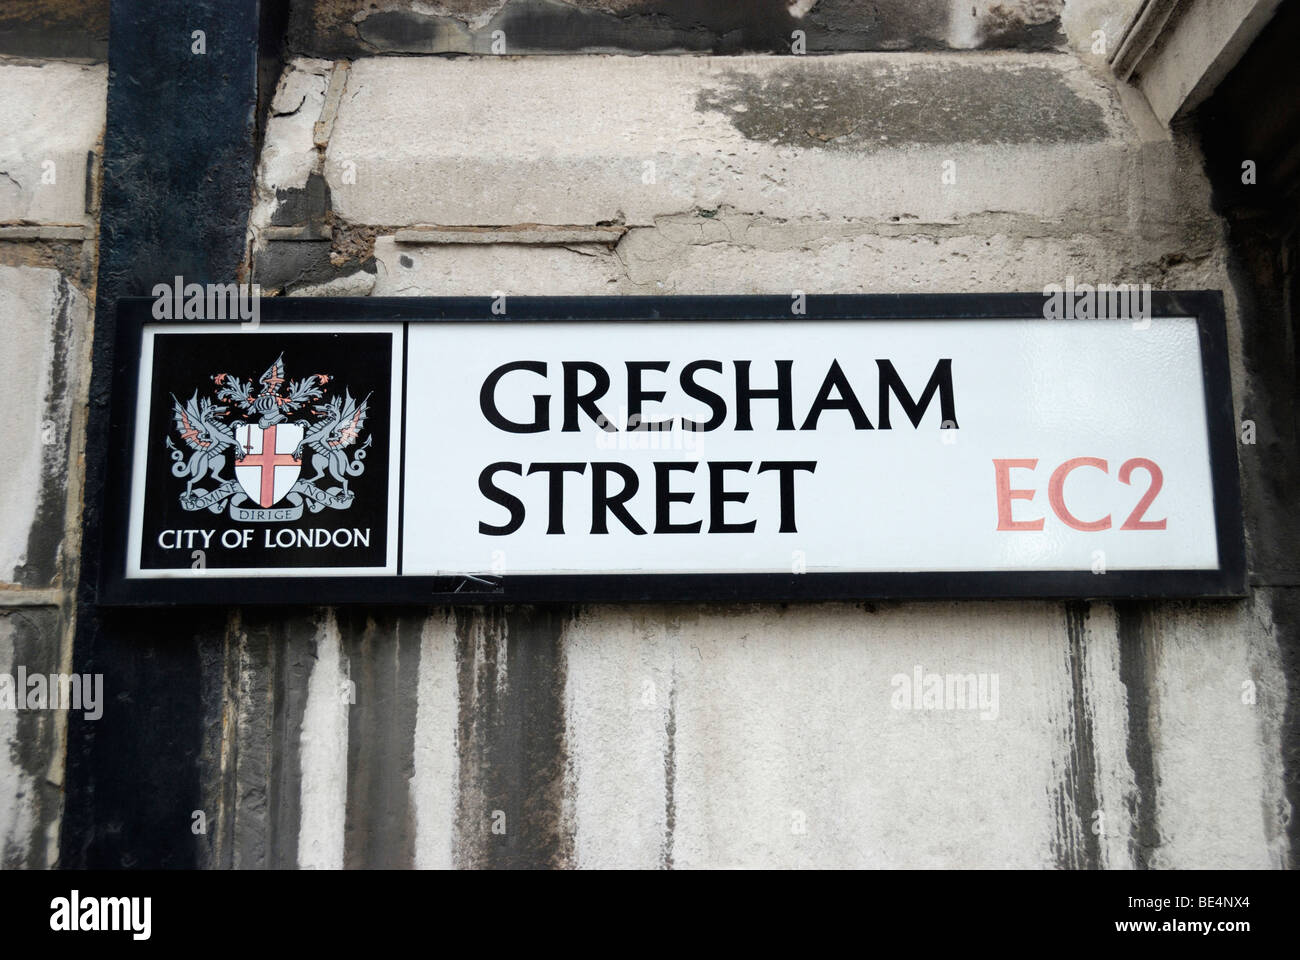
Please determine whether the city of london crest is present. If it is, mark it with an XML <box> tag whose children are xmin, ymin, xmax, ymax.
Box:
<box><xmin>165</xmin><ymin>355</ymin><xmax>373</xmax><ymax>521</ymax></box>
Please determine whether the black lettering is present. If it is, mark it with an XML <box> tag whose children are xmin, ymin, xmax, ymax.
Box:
<box><xmin>757</xmin><ymin>461</ymin><xmax>817</xmax><ymax>533</ymax></box>
<box><xmin>478</xmin><ymin>462</ymin><xmax>525</xmax><ymax>535</ymax></box>
<box><xmin>679</xmin><ymin>360</ymin><xmax>727</xmax><ymax>432</ymax></box>
<box><xmin>563</xmin><ymin>361</ymin><xmax>616</xmax><ymax>432</ymax></box>
<box><xmin>709</xmin><ymin>461</ymin><xmax>756</xmax><ymax>533</ymax></box>
<box><xmin>654</xmin><ymin>461</ymin><xmax>702</xmax><ymax>533</ymax></box>
<box><xmin>526</xmin><ymin>462</ymin><xmax>587</xmax><ymax>535</ymax></box>
<box><xmin>480</xmin><ymin>361</ymin><xmax>549</xmax><ymax>433</ymax></box>
<box><xmin>627</xmin><ymin>361</ymin><xmax>671</xmax><ymax>431</ymax></box>
<box><xmin>800</xmin><ymin>360</ymin><xmax>873</xmax><ymax>430</ymax></box>
<box><xmin>877</xmin><ymin>358</ymin><xmax>958</xmax><ymax>429</ymax></box>
<box><xmin>734</xmin><ymin>360</ymin><xmax>794</xmax><ymax>431</ymax></box>
<box><xmin>591</xmin><ymin>462</ymin><xmax>647</xmax><ymax>535</ymax></box>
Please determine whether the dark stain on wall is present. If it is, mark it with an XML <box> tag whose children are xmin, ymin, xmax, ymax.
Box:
<box><xmin>696</xmin><ymin>62</ymin><xmax>1108</xmax><ymax>150</ymax></box>
<box><xmin>228</xmin><ymin>616</ymin><xmax>275</xmax><ymax>869</ymax></box>
<box><xmin>1</xmin><ymin>607</ymin><xmax>64</xmax><ymax>869</ymax></box>
<box><xmin>197</xmin><ymin>610</ymin><xmax>316</xmax><ymax>870</ymax></box>
<box><xmin>286</xmin><ymin>0</ymin><xmax>367</xmax><ymax>56</ymax></box>
<box><xmin>454</xmin><ymin>606</ymin><xmax>573</xmax><ymax>868</ymax></box>
<box><xmin>265</xmin><ymin>613</ymin><xmax>316</xmax><ymax>869</ymax></box>
<box><xmin>341</xmin><ymin>609</ymin><xmax>422</xmax><ymax>868</ymax></box>
<box><xmin>254</xmin><ymin>239</ymin><xmax>378</xmax><ymax>294</ymax></box>
<box><xmin>256</xmin><ymin>174</ymin><xmax>379</xmax><ymax>293</ymax></box>
<box><xmin>1115</xmin><ymin>601</ymin><xmax>1160</xmax><ymax>869</ymax></box>
<box><xmin>1053</xmin><ymin>601</ymin><xmax>1102</xmax><ymax>869</ymax></box>
<box><xmin>803</xmin><ymin>0</ymin><xmax>949</xmax><ymax>50</ymax></box>
<box><xmin>287</xmin><ymin>0</ymin><xmax>1063</xmax><ymax>58</ymax></box>
<box><xmin>0</xmin><ymin>240</ymin><xmax>93</xmax><ymax>287</ymax></box>
<box><xmin>195</xmin><ymin>621</ymin><xmax>228</xmax><ymax>869</ymax></box>
<box><xmin>12</xmin><ymin>274</ymin><xmax>78</xmax><ymax>590</ymax></box>
<box><xmin>271</xmin><ymin>172</ymin><xmax>331</xmax><ymax>232</ymax></box>
<box><xmin>660</xmin><ymin>670</ymin><xmax>676</xmax><ymax>870</ymax></box>
<box><xmin>479</xmin><ymin>0</ymin><xmax>800</xmax><ymax>54</ymax></box>
<box><xmin>293</xmin><ymin>0</ymin><xmax>800</xmax><ymax>56</ymax></box>
<box><xmin>0</xmin><ymin>0</ymin><xmax>108</xmax><ymax>60</ymax></box>
<box><xmin>971</xmin><ymin>0</ymin><xmax>1063</xmax><ymax>49</ymax></box>
<box><xmin>1267</xmin><ymin>590</ymin><xmax>1300</xmax><ymax>868</ymax></box>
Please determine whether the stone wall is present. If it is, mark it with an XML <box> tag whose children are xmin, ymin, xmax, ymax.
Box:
<box><xmin>229</xmin><ymin>40</ymin><xmax>1289</xmax><ymax>867</ymax></box>
<box><xmin>288</xmin><ymin>0</ymin><xmax>1073</xmax><ymax>57</ymax></box>
<box><xmin>1</xmin><ymin>0</ymin><xmax>1293</xmax><ymax>869</ymax></box>
<box><xmin>0</xmin><ymin>58</ymin><xmax>103</xmax><ymax>868</ymax></box>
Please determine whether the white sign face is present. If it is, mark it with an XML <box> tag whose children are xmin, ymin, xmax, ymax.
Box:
<box><xmin>401</xmin><ymin>317</ymin><xmax>1219</xmax><ymax>576</ymax></box>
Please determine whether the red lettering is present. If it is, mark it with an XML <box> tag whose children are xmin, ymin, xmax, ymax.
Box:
<box><xmin>1118</xmin><ymin>458</ymin><xmax>1167</xmax><ymax>530</ymax></box>
<box><xmin>993</xmin><ymin>459</ymin><xmax>1043</xmax><ymax>531</ymax></box>
<box><xmin>1048</xmin><ymin>457</ymin><xmax>1111</xmax><ymax>531</ymax></box>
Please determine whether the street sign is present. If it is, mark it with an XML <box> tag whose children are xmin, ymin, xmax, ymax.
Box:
<box><xmin>98</xmin><ymin>293</ymin><xmax>1244</xmax><ymax>604</ymax></box>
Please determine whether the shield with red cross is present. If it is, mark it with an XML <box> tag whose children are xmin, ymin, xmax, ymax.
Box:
<box><xmin>234</xmin><ymin>422</ymin><xmax>303</xmax><ymax>507</ymax></box>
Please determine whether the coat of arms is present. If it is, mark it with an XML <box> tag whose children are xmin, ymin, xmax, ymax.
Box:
<box><xmin>165</xmin><ymin>355</ymin><xmax>373</xmax><ymax>521</ymax></box>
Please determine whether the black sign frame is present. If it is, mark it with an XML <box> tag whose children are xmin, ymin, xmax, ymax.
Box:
<box><xmin>97</xmin><ymin>292</ymin><xmax>1246</xmax><ymax>606</ymax></box>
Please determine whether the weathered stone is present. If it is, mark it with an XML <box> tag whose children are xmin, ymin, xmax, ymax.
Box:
<box><xmin>0</xmin><ymin>0</ymin><xmax>108</xmax><ymax>60</ymax></box>
<box><xmin>0</xmin><ymin>225</ymin><xmax>85</xmax><ymax>241</ymax></box>
<box><xmin>288</xmin><ymin>0</ymin><xmax>1068</xmax><ymax>57</ymax></box>
<box><xmin>254</xmin><ymin>238</ymin><xmax>377</xmax><ymax>295</ymax></box>
<box><xmin>0</xmin><ymin>264</ymin><xmax>87</xmax><ymax>587</ymax></box>
<box><xmin>0</xmin><ymin>606</ymin><xmax>65</xmax><ymax>869</ymax></box>
<box><xmin>0</xmin><ymin>62</ymin><xmax>106</xmax><ymax>226</ymax></box>
<box><xmin>371</xmin><ymin>235</ymin><xmax>621</xmax><ymax>294</ymax></box>
<box><xmin>394</xmin><ymin>225</ymin><xmax>625</xmax><ymax>244</ymax></box>
<box><xmin>1115</xmin><ymin>0</ymin><xmax>1284</xmax><ymax>124</ymax></box>
<box><xmin>1060</xmin><ymin>0</ymin><xmax>1142</xmax><ymax>61</ymax></box>
<box><xmin>270</xmin><ymin>172</ymin><xmax>331</xmax><ymax>229</ymax></box>
<box><xmin>251</xmin><ymin>59</ymin><xmax>330</xmax><ymax>235</ymax></box>
<box><xmin>324</xmin><ymin>53</ymin><xmax>1146</xmax><ymax>228</ymax></box>
<box><xmin>288</xmin><ymin>269</ymin><xmax>377</xmax><ymax>297</ymax></box>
